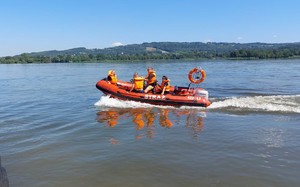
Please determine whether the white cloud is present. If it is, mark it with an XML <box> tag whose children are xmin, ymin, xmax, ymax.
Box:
<box><xmin>237</xmin><ymin>36</ymin><xmax>243</xmax><ymax>40</ymax></box>
<box><xmin>273</xmin><ymin>35</ymin><xmax>278</xmax><ymax>38</ymax></box>
<box><xmin>112</xmin><ymin>42</ymin><xmax>124</xmax><ymax>47</ymax></box>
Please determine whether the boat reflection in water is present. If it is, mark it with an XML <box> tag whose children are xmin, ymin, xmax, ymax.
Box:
<box><xmin>96</xmin><ymin>107</ymin><xmax>206</xmax><ymax>143</ymax></box>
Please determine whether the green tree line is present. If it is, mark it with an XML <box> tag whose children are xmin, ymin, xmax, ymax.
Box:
<box><xmin>1</xmin><ymin>48</ymin><xmax>300</xmax><ymax>64</ymax></box>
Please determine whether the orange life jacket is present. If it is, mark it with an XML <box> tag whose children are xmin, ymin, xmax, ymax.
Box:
<box><xmin>133</xmin><ymin>76</ymin><xmax>144</xmax><ymax>90</ymax></box>
<box><xmin>146</xmin><ymin>70</ymin><xmax>156</xmax><ymax>84</ymax></box>
<box><xmin>161</xmin><ymin>79</ymin><xmax>170</xmax><ymax>92</ymax></box>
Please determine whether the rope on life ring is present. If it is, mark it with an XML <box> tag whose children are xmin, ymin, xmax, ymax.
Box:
<box><xmin>188</xmin><ymin>67</ymin><xmax>206</xmax><ymax>84</ymax></box>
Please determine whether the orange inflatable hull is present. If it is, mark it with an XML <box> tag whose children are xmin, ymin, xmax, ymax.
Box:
<box><xmin>96</xmin><ymin>79</ymin><xmax>211</xmax><ymax>107</ymax></box>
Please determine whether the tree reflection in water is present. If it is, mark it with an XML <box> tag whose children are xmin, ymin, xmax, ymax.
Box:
<box><xmin>96</xmin><ymin>107</ymin><xmax>206</xmax><ymax>143</ymax></box>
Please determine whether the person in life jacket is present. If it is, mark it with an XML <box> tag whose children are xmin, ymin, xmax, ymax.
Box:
<box><xmin>130</xmin><ymin>72</ymin><xmax>144</xmax><ymax>93</ymax></box>
<box><xmin>160</xmin><ymin>76</ymin><xmax>171</xmax><ymax>95</ymax></box>
<box><xmin>144</xmin><ymin>67</ymin><xmax>157</xmax><ymax>93</ymax></box>
<box><xmin>107</xmin><ymin>70</ymin><xmax>118</xmax><ymax>85</ymax></box>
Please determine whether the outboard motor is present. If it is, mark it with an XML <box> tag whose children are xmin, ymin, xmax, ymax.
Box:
<box><xmin>195</xmin><ymin>88</ymin><xmax>209</xmax><ymax>99</ymax></box>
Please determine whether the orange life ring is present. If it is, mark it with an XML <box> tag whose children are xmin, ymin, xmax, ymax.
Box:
<box><xmin>188</xmin><ymin>68</ymin><xmax>206</xmax><ymax>84</ymax></box>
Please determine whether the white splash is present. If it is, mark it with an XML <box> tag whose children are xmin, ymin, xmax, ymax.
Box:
<box><xmin>95</xmin><ymin>95</ymin><xmax>300</xmax><ymax>113</ymax></box>
<box><xmin>94</xmin><ymin>96</ymin><xmax>169</xmax><ymax>109</ymax></box>
<box><xmin>209</xmin><ymin>95</ymin><xmax>300</xmax><ymax>113</ymax></box>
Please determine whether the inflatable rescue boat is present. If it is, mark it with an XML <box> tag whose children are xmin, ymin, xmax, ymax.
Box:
<box><xmin>96</xmin><ymin>67</ymin><xmax>211</xmax><ymax>107</ymax></box>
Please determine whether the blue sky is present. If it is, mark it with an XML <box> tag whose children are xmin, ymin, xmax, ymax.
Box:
<box><xmin>1</xmin><ymin>0</ymin><xmax>300</xmax><ymax>56</ymax></box>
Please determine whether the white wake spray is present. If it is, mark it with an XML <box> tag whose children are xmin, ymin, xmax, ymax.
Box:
<box><xmin>209</xmin><ymin>95</ymin><xmax>300</xmax><ymax>113</ymax></box>
<box><xmin>94</xmin><ymin>96</ymin><xmax>170</xmax><ymax>109</ymax></box>
<box><xmin>95</xmin><ymin>95</ymin><xmax>300</xmax><ymax>113</ymax></box>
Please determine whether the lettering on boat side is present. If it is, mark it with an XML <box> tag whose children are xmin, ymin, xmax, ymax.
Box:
<box><xmin>187</xmin><ymin>96</ymin><xmax>203</xmax><ymax>101</ymax></box>
<box><xmin>144</xmin><ymin>94</ymin><xmax>166</xmax><ymax>100</ymax></box>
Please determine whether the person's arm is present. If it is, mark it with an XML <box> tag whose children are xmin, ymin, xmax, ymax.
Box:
<box><xmin>144</xmin><ymin>73</ymin><xmax>149</xmax><ymax>81</ymax></box>
<box><xmin>130</xmin><ymin>84</ymin><xmax>134</xmax><ymax>92</ymax></box>
<box><xmin>161</xmin><ymin>81</ymin><xmax>168</xmax><ymax>95</ymax></box>
<box><xmin>161</xmin><ymin>86</ymin><xmax>166</xmax><ymax>95</ymax></box>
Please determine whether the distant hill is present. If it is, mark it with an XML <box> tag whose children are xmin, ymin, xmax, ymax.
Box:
<box><xmin>2</xmin><ymin>42</ymin><xmax>300</xmax><ymax>63</ymax></box>
<box><xmin>27</xmin><ymin>42</ymin><xmax>300</xmax><ymax>57</ymax></box>
<box><xmin>28</xmin><ymin>47</ymin><xmax>91</xmax><ymax>57</ymax></box>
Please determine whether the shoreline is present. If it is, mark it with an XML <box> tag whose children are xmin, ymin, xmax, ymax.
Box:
<box><xmin>1</xmin><ymin>56</ymin><xmax>300</xmax><ymax>64</ymax></box>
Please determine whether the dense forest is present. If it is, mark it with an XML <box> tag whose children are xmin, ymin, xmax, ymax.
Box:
<box><xmin>1</xmin><ymin>42</ymin><xmax>300</xmax><ymax>63</ymax></box>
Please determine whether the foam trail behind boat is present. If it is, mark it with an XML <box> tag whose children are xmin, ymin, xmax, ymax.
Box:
<box><xmin>94</xmin><ymin>96</ymin><xmax>170</xmax><ymax>109</ymax></box>
<box><xmin>209</xmin><ymin>95</ymin><xmax>300</xmax><ymax>113</ymax></box>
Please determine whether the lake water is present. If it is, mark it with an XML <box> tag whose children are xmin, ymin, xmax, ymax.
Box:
<box><xmin>1</xmin><ymin>59</ymin><xmax>300</xmax><ymax>187</ymax></box>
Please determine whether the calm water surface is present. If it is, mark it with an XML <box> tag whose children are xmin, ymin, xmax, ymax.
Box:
<box><xmin>0</xmin><ymin>60</ymin><xmax>300</xmax><ymax>187</ymax></box>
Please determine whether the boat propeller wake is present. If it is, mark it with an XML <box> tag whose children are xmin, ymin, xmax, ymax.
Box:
<box><xmin>209</xmin><ymin>94</ymin><xmax>300</xmax><ymax>113</ymax></box>
<box><xmin>95</xmin><ymin>95</ymin><xmax>300</xmax><ymax>113</ymax></box>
